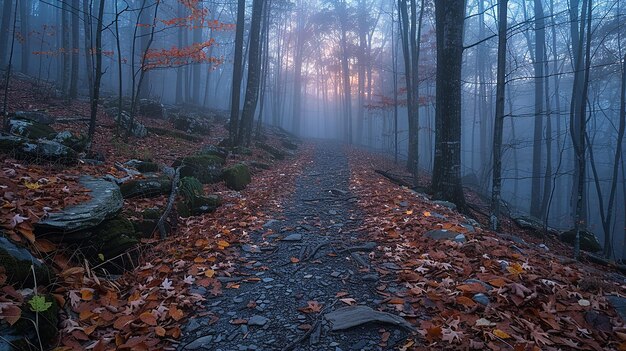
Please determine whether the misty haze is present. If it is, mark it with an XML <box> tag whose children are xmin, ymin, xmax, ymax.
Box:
<box><xmin>0</xmin><ymin>0</ymin><xmax>625</xmax><ymax>350</ymax></box>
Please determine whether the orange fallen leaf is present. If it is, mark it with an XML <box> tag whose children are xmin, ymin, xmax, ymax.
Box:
<box><xmin>290</xmin><ymin>257</ymin><xmax>300</xmax><ymax>263</ymax></box>
<box><xmin>140</xmin><ymin>311</ymin><xmax>157</xmax><ymax>326</ymax></box>
<box><xmin>155</xmin><ymin>326</ymin><xmax>166</xmax><ymax>337</ymax></box>
<box><xmin>493</xmin><ymin>329</ymin><xmax>511</xmax><ymax>339</ymax></box>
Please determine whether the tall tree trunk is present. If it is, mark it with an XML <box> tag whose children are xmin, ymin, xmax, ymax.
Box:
<box><xmin>490</xmin><ymin>0</ymin><xmax>508</xmax><ymax>231</ymax></box>
<box><xmin>191</xmin><ymin>2</ymin><xmax>203</xmax><ymax>105</ymax></box>
<box><xmin>61</xmin><ymin>0</ymin><xmax>71</xmax><ymax>95</ymax></box>
<box><xmin>87</xmin><ymin>0</ymin><xmax>105</xmax><ymax>149</ymax></box>
<box><xmin>0</xmin><ymin>0</ymin><xmax>13</xmax><ymax>67</ymax></box>
<box><xmin>339</xmin><ymin>0</ymin><xmax>352</xmax><ymax>144</ymax></box>
<box><xmin>431</xmin><ymin>0</ymin><xmax>466</xmax><ymax>209</ymax></box>
<box><xmin>19</xmin><ymin>0</ymin><xmax>30</xmax><ymax>74</ymax></box>
<box><xmin>69</xmin><ymin>0</ymin><xmax>80</xmax><ymax>99</ymax></box>
<box><xmin>237</xmin><ymin>0</ymin><xmax>265</xmax><ymax>146</ymax></box>
<box><xmin>356</xmin><ymin>0</ymin><xmax>367</xmax><ymax>145</ymax></box>
<box><xmin>292</xmin><ymin>1</ymin><xmax>305</xmax><ymax>136</ymax></box>
<box><xmin>229</xmin><ymin>0</ymin><xmax>246</xmax><ymax>144</ymax></box>
<box><xmin>82</xmin><ymin>0</ymin><xmax>94</xmax><ymax>99</ymax></box>
<box><xmin>398</xmin><ymin>0</ymin><xmax>414</xmax><ymax>168</ymax></box>
<box><xmin>530</xmin><ymin>0</ymin><xmax>546</xmax><ymax>218</ymax></box>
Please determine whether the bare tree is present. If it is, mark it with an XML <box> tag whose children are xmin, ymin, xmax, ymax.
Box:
<box><xmin>491</xmin><ymin>0</ymin><xmax>509</xmax><ymax>231</ymax></box>
<box><xmin>229</xmin><ymin>0</ymin><xmax>246</xmax><ymax>144</ymax></box>
<box><xmin>431</xmin><ymin>0</ymin><xmax>466</xmax><ymax>209</ymax></box>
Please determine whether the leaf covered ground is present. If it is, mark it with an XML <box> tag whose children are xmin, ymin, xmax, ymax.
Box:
<box><xmin>347</xmin><ymin>147</ymin><xmax>626</xmax><ymax>350</ymax></box>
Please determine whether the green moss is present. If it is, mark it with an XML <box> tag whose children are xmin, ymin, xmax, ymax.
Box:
<box><xmin>175</xmin><ymin>155</ymin><xmax>224</xmax><ymax>184</ymax></box>
<box><xmin>92</xmin><ymin>217</ymin><xmax>139</xmax><ymax>258</ymax></box>
<box><xmin>560</xmin><ymin>229</ymin><xmax>602</xmax><ymax>252</ymax></box>
<box><xmin>223</xmin><ymin>163</ymin><xmax>251</xmax><ymax>191</ymax></box>
<box><xmin>9</xmin><ymin>118</ymin><xmax>56</xmax><ymax>140</ymax></box>
<box><xmin>142</xmin><ymin>208</ymin><xmax>161</xmax><ymax>220</ymax></box>
<box><xmin>119</xmin><ymin>176</ymin><xmax>171</xmax><ymax>198</ymax></box>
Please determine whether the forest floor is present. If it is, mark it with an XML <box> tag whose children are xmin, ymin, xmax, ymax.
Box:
<box><xmin>1</xmin><ymin>75</ymin><xmax>626</xmax><ymax>350</ymax></box>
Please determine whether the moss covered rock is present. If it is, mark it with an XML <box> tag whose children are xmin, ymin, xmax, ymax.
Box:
<box><xmin>560</xmin><ymin>229</ymin><xmax>602</xmax><ymax>253</ymax></box>
<box><xmin>8</xmin><ymin>118</ymin><xmax>56</xmax><ymax>140</ymax></box>
<box><xmin>174</xmin><ymin>154</ymin><xmax>225</xmax><ymax>184</ymax></box>
<box><xmin>135</xmin><ymin>161</ymin><xmax>160</xmax><ymax>173</ymax></box>
<box><xmin>120</xmin><ymin>175</ymin><xmax>172</xmax><ymax>198</ymax></box>
<box><xmin>256</xmin><ymin>142</ymin><xmax>286</xmax><ymax>160</ymax></box>
<box><xmin>52</xmin><ymin>131</ymin><xmax>88</xmax><ymax>152</ymax></box>
<box><xmin>200</xmin><ymin>145</ymin><xmax>229</xmax><ymax>159</ymax></box>
<box><xmin>0</xmin><ymin>236</ymin><xmax>51</xmax><ymax>288</ymax></box>
<box><xmin>92</xmin><ymin>216</ymin><xmax>139</xmax><ymax>259</ymax></box>
<box><xmin>177</xmin><ymin>194</ymin><xmax>221</xmax><ymax>218</ymax></box>
<box><xmin>223</xmin><ymin>163</ymin><xmax>251</xmax><ymax>191</ymax></box>
<box><xmin>0</xmin><ymin>135</ymin><xmax>78</xmax><ymax>165</ymax></box>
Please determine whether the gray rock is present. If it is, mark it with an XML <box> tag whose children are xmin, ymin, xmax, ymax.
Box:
<box><xmin>282</xmin><ymin>233</ymin><xmax>302</xmax><ymax>242</ymax></box>
<box><xmin>10</xmin><ymin>111</ymin><xmax>54</xmax><ymax>125</ymax></box>
<box><xmin>108</xmin><ymin>108</ymin><xmax>147</xmax><ymax>138</ymax></box>
<box><xmin>433</xmin><ymin>200</ymin><xmax>457</xmax><ymax>210</ymax></box>
<box><xmin>248</xmin><ymin>315</ymin><xmax>269</xmax><ymax>326</ymax></box>
<box><xmin>8</xmin><ymin>118</ymin><xmax>55</xmax><ymax>139</ymax></box>
<box><xmin>0</xmin><ymin>135</ymin><xmax>78</xmax><ymax>165</ymax></box>
<box><xmin>36</xmin><ymin>176</ymin><xmax>123</xmax><ymax>233</ymax></box>
<box><xmin>324</xmin><ymin>306</ymin><xmax>414</xmax><ymax>331</ymax></box>
<box><xmin>424</xmin><ymin>229</ymin><xmax>460</xmax><ymax>241</ymax></box>
<box><xmin>0</xmin><ymin>236</ymin><xmax>51</xmax><ymax>287</ymax></box>
<box><xmin>119</xmin><ymin>175</ymin><xmax>172</xmax><ymax>199</ymax></box>
<box><xmin>185</xmin><ymin>335</ymin><xmax>214</xmax><ymax>350</ymax></box>
<box><xmin>454</xmin><ymin>234</ymin><xmax>467</xmax><ymax>243</ymax></box>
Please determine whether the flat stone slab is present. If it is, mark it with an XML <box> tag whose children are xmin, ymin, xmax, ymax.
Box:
<box><xmin>281</xmin><ymin>233</ymin><xmax>302</xmax><ymax>242</ymax></box>
<box><xmin>36</xmin><ymin>176</ymin><xmax>123</xmax><ymax>233</ymax></box>
<box><xmin>324</xmin><ymin>306</ymin><xmax>414</xmax><ymax>331</ymax></box>
<box><xmin>607</xmin><ymin>296</ymin><xmax>626</xmax><ymax>322</ymax></box>
<box><xmin>424</xmin><ymin>229</ymin><xmax>465</xmax><ymax>243</ymax></box>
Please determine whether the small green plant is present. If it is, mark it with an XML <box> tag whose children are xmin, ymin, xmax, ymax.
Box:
<box><xmin>28</xmin><ymin>295</ymin><xmax>52</xmax><ymax>313</ymax></box>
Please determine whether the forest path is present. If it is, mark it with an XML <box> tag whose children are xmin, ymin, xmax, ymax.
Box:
<box><xmin>178</xmin><ymin>143</ymin><xmax>410</xmax><ymax>351</ymax></box>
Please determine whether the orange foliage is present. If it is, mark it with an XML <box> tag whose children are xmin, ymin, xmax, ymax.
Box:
<box><xmin>142</xmin><ymin>39</ymin><xmax>223</xmax><ymax>70</ymax></box>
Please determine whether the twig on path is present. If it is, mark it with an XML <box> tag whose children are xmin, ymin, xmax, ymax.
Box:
<box><xmin>281</xmin><ymin>300</ymin><xmax>339</xmax><ymax>351</ymax></box>
<box><xmin>303</xmin><ymin>241</ymin><xmax>332</xmax><ymax>261</ymax></box>
<box><xmin>157</xmin><ymin>167</ymin><xmax>181</xmax><ymax>239</ymax></box>
<box><xmin>337</xmin><ymin>242</ymin><xmax>377</xmax><ymax>254</ymax></box>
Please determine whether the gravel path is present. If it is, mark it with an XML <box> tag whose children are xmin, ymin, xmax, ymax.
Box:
<box><xmin>179</xmin><ymin>143</ymin><xmax>410</xmax><ymax>351</ymax></box>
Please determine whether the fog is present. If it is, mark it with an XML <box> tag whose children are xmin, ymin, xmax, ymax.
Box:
<box><xmin>2</xmin><ymin>0</ymin><xmax>625</xmax><ymax>259</ymax></box>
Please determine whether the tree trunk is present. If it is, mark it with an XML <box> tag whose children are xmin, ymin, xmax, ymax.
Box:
<box><xmin>339</xmin><ymin>0</ymin><xmax>352</xmax><ymax>144</ymax></box>
<box><xmin>61</xmin><ymin>0</ymin><xmax>71</xmax><ymax>95</ymax></box>
<box><xmin>237</xmin><ymin>0</ymin><xmax>265</xmax><ymax>146</ymax></box>
<box><xmin>69</xmin><ymin>0</ymin><xmax>80</xmax><ymax>99</ymax></box>
<box><xmin>530</xmin><ymin>0</ymin><xmax>546</xmax><ymax>218</ymax></box>
<box><xmin>431</xmin><ymin>0</ymin><xmax>466</xmax><ymax>209</ymax></box>
<box><xmin>0</xmin><ymin>0</ymin><xmax>13</xmax><ymax>67</ymax></box>
<box><xmin>87</xmin><ymin>0</ymin><xmax>105</xmax><ymax>148</ymax></box>
<box><xmin>82</xmin><ymin>0</ymin><xmax>94</xmax><ymax>99</ymax></box>
<box><xmin>19</xmin><ymin>0</ymin><xmax>30</xmax><ymax>74</ymax></box>
<box><xmin>229</xmin><ymin>0</ymin><xmax>246</xmax><ymax>144</ymax></box>
<box><xmin>490</xmin><ymin>0</ymin><xmax>508</xmax><ymax>231</ymax></box>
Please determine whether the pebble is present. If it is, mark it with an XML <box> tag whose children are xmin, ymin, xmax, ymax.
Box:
<box><xmin>248</xmin><ymin>315</ymin><xmax>269</xmax><ymax>326</ymax></box>
<box><xmin>282</xmin><ymin>233</ymin><xmax>302</xmax><ymax>241</ymax></box>
<box><xmin>262</xmin><ymin>277</ymin><xmax>275</xmax><ymax>283</ymax></box>
<box><xmin>330</xmin><ymin>271</ymin><xmax>341</xmax><ymax>278</ymax></box>
<box><xmin>185</xmin><ymin>335</ymin><xmax>213</xmax><ymax>349</ymax></box>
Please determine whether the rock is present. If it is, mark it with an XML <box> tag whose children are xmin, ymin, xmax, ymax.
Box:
<box><xmin>560</xmin><ymin>229</ymin><xmax>602</xmax><ymax>252</ymax></box>
<box><xmin>0</xmin><ymin>236</ymin><xmax>51</xmax><ymax>287</ymax></box>
<box><xmin>248</xmin><ymin>315</ymin><xmax>269</xmax><ymax>326</ymax></box>
<box><xmin>171</xmin><ymin>113</ymin><xmax>211</xmax><ymax>134</ymax></box>
<box><xmin>174</xmin><ymin>154</ymin><xmax>225</xmax><ymax>184</ymax></box>
<box><xmin>139</xmin><ymin>99</ymin><xmax>167</xmax><ymax>119</ymax></box>
<box><xmin>52</xmin><ymin>130</ymin><xmax>87</xmax><ymax>152</ymax></box>
<box><xmin>91</xmin><ymin>216</ymin><xmax>139</xmax><ymax>259</ymax></box>
<box><xmin>454</xmin><ymin>234</ymin><xmax>467</xmax><ymax>243</ymax></box>
<box><xmin>324</xmin><ymin>306</ymin><xmax>414</xmax><ymax>331</ymax></box>
<box><xmin>36</xmin><ymin>176</ymin><xmax>123</xmax><ymax>234</ymax></box>
<box><xmin>185</xmin><ymin>335</ymin><xmax>213</xmax><ymax>350</ymax></box>
<box><xmin>472</xmin><ymin>293</ymin><xmax>490</xmax><ymax>306</ymax></box>
<box><xmin>132</xmin><ymin>208</ymin><xmax>162</xmax><ymax>237</ymax></box>
<box><xmin>585</xmin><ymin>311</ymin><xmax>611</xmax><ymax>332</ymax></box>
<box><xmin>120</xmin><ymin>175</ymin><xmax>172</xmax><ymax>198</ymax></box>
<box><xmin>497</xmin><ymin>233</ymin><xmax>527</xmax><ymax>245</ymax></box>
<box><xmin>424</xmin><ymin>229</ymin><xmax>461</xmax><ymax>241</ymax></box>
<box><xmin>433</xmin><ymin>200</ymin><xmax>457</xmax><ymax>210</ymax></box>
<box><xmin>0</xmin><ymin>135</ymin><xmax>78</xmax><ymax>165</ymax></box>
<box><xmin>178</xmin><ymin>194</ymin><xmax>221</xmax><ymax>217</ymax></box>
<box><xmin>607</xmin><ymin>296</ymin><xmax>626</xmax><ymax>322</ymax></box>
<box><xmin>282</xmin><ymin>233</ymin><xmax>302</xmax><ymax>242</ymax></box>
<box><xmin>9</xmin><ymin>111</ymin><xmax>54</xmax><ymax>125</ymax></box>
<box><xmin>255</xmin><ymin>142</ymin><xmax>287</xmax><ymax>160</ymax></box>
<box><xmin>223</xmin><ymin>163</ymin><xmax>251</xmax><ymax>191</ymax></box>
<box><xmin>200</xmin><ymin>145</ymin><xmax>229</xmax><ymax>159</ymax></box>
<box><xmin>109</xmin><ymin>108</ymin><xmax>147</xmax><ymax>138</ymax></box>
<box><xmin>8</xmin><ymin>118</ymin><xmax>56</xmax><ymax>139</ymax></box>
